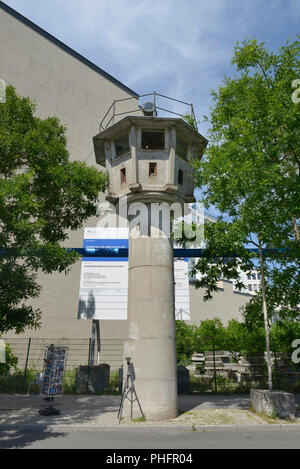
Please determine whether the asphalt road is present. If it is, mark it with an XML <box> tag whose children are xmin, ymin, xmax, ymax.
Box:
<box><xmin>1</xmin><ymin>428</ymin><xmax>300</xmax><ymax>449</ymax></box>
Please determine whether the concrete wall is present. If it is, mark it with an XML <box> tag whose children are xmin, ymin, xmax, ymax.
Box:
<box><xmin>189</xmin><ymin>280</ymin><xmax>250</xmax><ymax>326</ymax></box>
<box><xmin>0</xmin><ymin>4</ymin><xmax>139</xmax><ymax>165</ymax></box>
<box><xmin>0</xmin><ymin>4</ymin><xmax>139</xmax><ymax>341</ymax></box>
<box><xmin>0</xmin><ymin>5</ymin><xmax>252</xmax><ymax>360</ymax></box>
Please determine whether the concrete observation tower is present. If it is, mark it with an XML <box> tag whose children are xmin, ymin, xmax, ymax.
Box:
<box><xmin>93</xmin><ymin>94</ymin><xmax>208</xmax><ymax>421</ymax></box>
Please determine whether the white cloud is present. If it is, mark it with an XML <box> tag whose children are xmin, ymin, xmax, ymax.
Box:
<box><xmin>3</xmin><ymin>0</ymin><xmax>300</xmax><ymax>138</ymax></box>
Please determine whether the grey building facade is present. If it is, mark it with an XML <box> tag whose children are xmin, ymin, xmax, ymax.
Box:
<box><xmin>0</xmin><ymin>2</ymin><xmax>252</xmax><ymax>368</ymax></box>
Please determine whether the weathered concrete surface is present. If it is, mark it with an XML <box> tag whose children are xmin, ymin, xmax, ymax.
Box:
<box><xmin>118</xmin><ymin>365</ymin><xmax>190</xmax><ymax>395</ymax></box>
<box><xmin>75</xmin><ymin>365</ymin><xmax>110</xmax><ymax>394</ymax></box>
<box><xmin>250</xmin><ymin>389</ymin><xmax>296</xmax><ymax>419</ymax></box>
<box><xmin>123</xmin><ymin>233</ymin><xmax>178</xmax><ymax>421</ymax></box>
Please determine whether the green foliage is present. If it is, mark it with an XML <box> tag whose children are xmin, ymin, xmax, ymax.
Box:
<box><xmin>193</xmin><ymin>319</ymin><xmax>226</xmax><ymax>352</ymax></box>
<box><xmin>0</xmin><ymin>368</ymin><xmax>38</xmax><ymax>394</ymax></box>
<box><xmin>191</xmin><ymin>37</ymin><xmax>300</xmax><ymax>318</ymax></box>
<box><xmin>103</xmin><ymin>370</ymin><xmax>120</xmax><ymax>395</ymax></box>
<box><xmin>176</xmin><ymin>320</ymin><xmax>198</xmax><ymax>365</ymax></box>
<box><xmin>0</xmin><ymin>342</ymin><xmax>18</xmax><ymax>376</ymax></box>
<box><xmin>0</xmin><ymin>86</ymin><xmax>108</xmax><ymax>334</ymax></box>
<box><xmin>132</xmin><ymin>416</ymin><xmax>146</xmax><ymax>423</ymax></box>
<box><xmin>63</xmin><ymin>368</ymin><xmax>77</xmax><ymax>394</ymax></box>
<box><xmin>176</xmin><ymin>316</ymin><xmax>300</xmax><ymax>361</ymax></box>
<box><xmin>270</xmin><ymin>321</ymin><xmax>300</xmax><ymax>357</ymax></box>
<box><xmin>182</xmin><ymin>113</ymin><xmax>200</xmax><ymax>130</ymax></box>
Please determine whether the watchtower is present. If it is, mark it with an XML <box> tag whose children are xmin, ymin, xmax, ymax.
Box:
<box><xmin>93</xmin><ymin>94</ymin><xmax>207</xmax><ymax>420</ymax></box>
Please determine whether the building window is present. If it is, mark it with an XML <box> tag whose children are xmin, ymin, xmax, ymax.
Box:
<box><xmin>120</xmin><ymin>168</ymin><xmax>126</xmax><ymax>184</ymax></box>
<box><xmin>149</xmin><ymin>162</ymin><xmax>157</xmax><ymax>177</ymax></box>
<box><xmin>248</xmin><ymin>284</ymin><xmax>253</xmax><ymax>291</ymax></box>
<box><xmin>247</xmin><ymin>274</ymin><xmax>252</xmax><ymax>280</ymax></box>
<box><xmin>114</xmin><ymin>133</ymin><xmax>129</xmax><ymax>158</ymax></box>
<box><xmin>178</xmin><ymin>169</ymin><xmax>183</xmax><ymax>185</ymax></box>
<box><xmin>252</xmin><ymin>273</ymin><xmax>256</xmax><ymax>280</ymax></box>
<box><xmin>253</xmin><ymin>284</ymin><xmax>258</xmax><ymax>291</ymax></box>
<box><xmin>141</xmin><ymin>130</ymin><xmax>165</xmax><ymax>150</ymax></box>
<box><xmin>257</xmin><ymin>273</ymin><xmax>261</xmax><ymax>280</ymax></box>
<box><xmin>176</xmin><ymin>135</ymin><xmax>188</xmax><ymax>159</ymax></box>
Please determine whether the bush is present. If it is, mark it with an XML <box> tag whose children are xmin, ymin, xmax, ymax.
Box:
<box><xmin>0</xmin><ymin>342</ymin><xmax>18</xmax><ymax>376</ymax></box>
<box><xmin>0</xmin><ymin>368</ymin><xmax>39</xmax><ymax>394</ymax></box>
<box><xmin>176</xmin><ymin>321</ymin><xmax>197</xmax><ymax>365</ymax></box>
<box><xmin>194</xmin><ymin>319</ymin><xmax>226</xmax><ymax>353</ymax></box>
<box><xmin>176</xmin><ymin>317</ymin><xmax>300</xmax><ymax>361</ymax></box>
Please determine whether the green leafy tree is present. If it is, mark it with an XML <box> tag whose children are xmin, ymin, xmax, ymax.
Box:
<box><xmin>192</xmin><ymin>38</ymin><xmax>300</xmax><ymax>391</ymax></box>
<box><xmin>0</xmin><ymin>86</ymin><xmax>108</xmax><ymax>334</ymax></box>
<box><xmin>176</xmin><ymin>320</ymin><xmax>197</xmax><ymax>365</ymax></box>
<box><xmin>194</xmin><ymin>318</ymin><xmax>226</xmax><ymax>353</ymax></box>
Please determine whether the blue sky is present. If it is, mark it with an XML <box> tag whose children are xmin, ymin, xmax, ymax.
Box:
<box><xmin>2</xmin><ymin>0</ymin><xmax>300</xmax><ymax>217</ymax></box>
<box><xmin>3</xmin><ymin>0</ymin><xmax>299</xmax><ymax>134</ymax></box>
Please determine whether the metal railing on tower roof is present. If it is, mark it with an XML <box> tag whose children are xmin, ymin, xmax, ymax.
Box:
<box><xmin>99</xmin><ymin>92</ymin><xmax>197</xmax><ymax>132</ymax></box>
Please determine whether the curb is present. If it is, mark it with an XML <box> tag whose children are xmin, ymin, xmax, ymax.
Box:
<box><xmin>194</xmin><ymin>424</ymin><xmax>300</xmax><ymax>432</ymax></box>
<box><xmin>1</xmin><ymin>424</ymin><xmax>300</xmax><ymax>433</ymax></box>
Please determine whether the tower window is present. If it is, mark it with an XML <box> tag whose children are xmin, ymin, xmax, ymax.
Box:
<box><xmin>114</xmin><ymin>133</ymin><xmax>129</xmax><ymax>158</ymax></box>
<box><xmin>178</xmin><ymin>169</ymin><xmax>183</xmax><ymax>185</ymax></box>
<box><xmin>149</xmin><ymin>162</ymin><xmax>157</xmax><ymax>177</ymax></box>
<box><xmin>120</xmin><ymin>168</ymin><xmax>126</xmax><ymax>184</ymax></box>
<box><xmin>141</xmin><ymin>130</ymin><xmax>165</xmax><ymax>150</ymax></box>
<box><xmin>176</xmin><ymin>135</ymin><xmax>188</xmax><ymax>159</ymax></box>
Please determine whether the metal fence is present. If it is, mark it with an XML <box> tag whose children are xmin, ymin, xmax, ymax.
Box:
<box><xmin>189</xmin><ymin>350</ymin><xmax>300</xmax><ymax>393</ymax></box>
<box><xmin>3</xmin><ymin>338</ymin><xmax>300</xmax><ymax>395</ymax></box>
<box><xmin>4</xmin><ymin>337</ymin><xmax>125</xmax><ymax>373</ymax></box>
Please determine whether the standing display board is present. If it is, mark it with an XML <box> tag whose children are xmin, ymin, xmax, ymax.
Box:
<box><xmin>174</xmin><ymin>259</ymin><xmax>191</xmax><ymax>321</ymax></box>
<box><xmin>78</xmin><ymin>227</ymin><xmax>129</xmax><ymax>320</ymax></box>
<box><xmin>41</xmin><ymin>345</ymin><xmax>68</xmax><ymax>398</ymax></box>
<box><xmin>78</xmin><ymin>227</ymin><xmax>190</xmax><ymax>321</ymax></box>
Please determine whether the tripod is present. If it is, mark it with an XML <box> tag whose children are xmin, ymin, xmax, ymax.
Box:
<box><xmin>118</xmin><ymin>358</ymin><xmax>144</xmax><ymax>424</ymax></box>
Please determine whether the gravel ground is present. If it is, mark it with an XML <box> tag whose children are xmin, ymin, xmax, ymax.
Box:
<box><xmin>0</xmin><ymin>394</ymin><xmax>299</xmax><ymax>428</ymax></box>
<box><xmin>121</xmin><ymin>408</ymin><xmax>264</xmax><ymax>427</ymax></box>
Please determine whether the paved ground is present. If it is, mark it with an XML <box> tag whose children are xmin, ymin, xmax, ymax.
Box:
<box><xmin>2</xmin><ymin>427</ymin><xmax>300</xmax><ymax>449</ymax></box>
<box><xmin>1</xmin><ymin>394</ymin><xmax>300</xmax><ymax>448</ymax></box>
<box><xmin>0</xmin><ymin>394</ymin><xmax>258</xmax><ymax>428</ymax></box>
<box><xmin>0</xmin><ymin>393</ymin><xmax>300</xmax><ymax>428</ymax></box>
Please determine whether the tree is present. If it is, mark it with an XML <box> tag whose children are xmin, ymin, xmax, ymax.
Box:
<box><xmin>0</xmin><ymin>86</ymin><xmax>107</xmax><ymax>334</ymax></box>
<box><xmin>176</xmin><ymin>320</ymin><xmax>198</xmax><ymax>365</ymax></box>
<box><xmin>192</xmin><ymin>38</ymin><xmax>300</xmax><ymax>391</ymax></box>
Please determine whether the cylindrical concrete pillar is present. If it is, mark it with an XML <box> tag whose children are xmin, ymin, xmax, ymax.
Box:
<box><xmin>122</xmin><ymin>226</ymin><xmax>178</xmax><ymax>421</ymax></box>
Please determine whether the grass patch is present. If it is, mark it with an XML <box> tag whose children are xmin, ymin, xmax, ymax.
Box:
<box><xmin>132</xmin><ymin>416</ymin><xmax>146</xmax><ymax>423</ymax></box>
<box><xmin>0</xmin><ymin>367</ymin><xmax>122</xmax><ymax>396</ymax></box>
<box><xmin>103</xmin><ymin>371</ymin><xmax>120</xmax><ymax>395</ymax></box>
<box><xmin>0</xmin><ymin>368</ymin><xmax>40</xmax><ymax>394</ymax></box>
<box><xmin>189</xmin><ymin>374</ymin><xmax>264</xmax><ymax>395</ymax></box>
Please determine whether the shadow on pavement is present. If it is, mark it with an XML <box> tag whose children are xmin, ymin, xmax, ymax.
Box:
<box><xmin>0</xmin><ymin>428</ymin><xmax>65</xmax><ymax>449</ymax></box>
<box><xmin>0</xmin><ymin>394</ymin><xmax>122</xmax><ymax>448</ymax></box>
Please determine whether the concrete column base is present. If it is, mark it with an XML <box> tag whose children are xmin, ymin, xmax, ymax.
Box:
<box><xmin>121</xmin><ymin>232</ymin><xmax>178</xmax><ymax>422</ymax></box>
<box><xmin>250</xmin><ymin>389</ymin><xmax>295</xmax><ymax>419</ymax></box>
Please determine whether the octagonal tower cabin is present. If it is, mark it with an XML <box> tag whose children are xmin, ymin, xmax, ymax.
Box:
<box><xmin>93</xmin><ymin>105</ymin><xmax>208</xmax><ymax>422</ymax></box>
<box><xmin>93</xmin><ymin>116</ymin><xmax>208</xmax><ymax>205</ymax></box>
